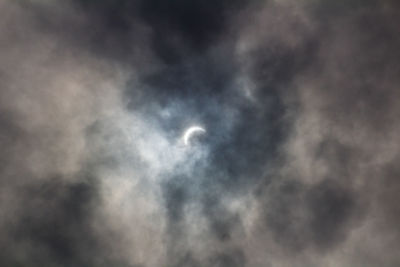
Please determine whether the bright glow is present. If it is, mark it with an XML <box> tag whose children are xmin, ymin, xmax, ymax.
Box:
<box><xmin>183</xmin><ymin>126</ymin><xmax>206</xmax><ymax>146</ymax></box>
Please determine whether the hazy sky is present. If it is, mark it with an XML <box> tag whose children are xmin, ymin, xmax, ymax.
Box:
<box><xmin>1</xmin><ymin>1</ymin><xmax>400</xmax><ymax>266</ymax></box>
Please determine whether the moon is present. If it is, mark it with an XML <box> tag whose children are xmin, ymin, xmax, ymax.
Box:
<box><xmin>183</xmin><ymin>126</ymin><xmax>206</xmax><ymax>146</ymax></box>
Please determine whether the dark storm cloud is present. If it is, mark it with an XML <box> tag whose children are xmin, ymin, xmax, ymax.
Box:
<box><xmin>6</xmin><ymin>177</ymin><xmax>97</xmax><ymax>266</ymax></box>
<box><xmin>252</xmin><ymin>2</ymin><xmax>400</xmax><ymax>265</ymax></box>
<box><xmin>263</xmin><ymin>178</ymin><xmax>360</xmax><ymax>252</ymax></box>
<box><xmin>70</xmin><ymin>0</ymin><xmax>249</xmax><ymax>63</ymax></box>
<box><xmin>1</xmin><ymin>0</ymin><xmax>400</xmax><ymax>266</ymax></box>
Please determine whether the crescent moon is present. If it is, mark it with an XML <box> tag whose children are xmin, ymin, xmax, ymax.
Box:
<box><xmin>183</xmin><ymin>126</ymin><xmax>206</xmax><ymax>146</ymax></box>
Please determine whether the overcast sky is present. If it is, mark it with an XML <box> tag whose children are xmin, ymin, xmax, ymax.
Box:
<box><xmin>1</xmin><ymin>0</ymin><xmax>400</xmax><ymax>266</ymax></box>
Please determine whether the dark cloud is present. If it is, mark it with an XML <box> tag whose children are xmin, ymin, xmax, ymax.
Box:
<box><xmin>1</xmin><ymin>0</ymin><xmax>400</xmax><ymax>266</ymax></box>
<box><xmin>10</xmin><ymin>177</ymin><xmax>98</xmax><ymax>266</ymax></box>
<box><xmin>0</xmin><ymin>173</ymin><xmax>135</xmax><ymax>267</ymax></box>
<box><xmin>208</xmin><ymin>249</ymin><xmax>246</xmax><ymax>267</ymax></box>
<box><xmin>201</xmin><ymin>193</ymin><xmax>243</xmax><ymax>242</ymax></box>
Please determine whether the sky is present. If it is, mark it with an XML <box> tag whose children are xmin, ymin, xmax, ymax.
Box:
<box><xmin>0</xmin><ymin>0</ymin><xmax>400</xmax><ymax>266</ymax></box>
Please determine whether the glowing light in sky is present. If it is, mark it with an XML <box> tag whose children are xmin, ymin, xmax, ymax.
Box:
<box><xmin>183</xmin><ymin>126</ymin><xmax>206</xmax><ymax>146</ymax></box>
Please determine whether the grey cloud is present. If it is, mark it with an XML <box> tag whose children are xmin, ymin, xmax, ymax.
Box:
<box><xmin>1</xmin><ymin>0</ymin><xmax>400</xmax><ymax>266</ymax></box>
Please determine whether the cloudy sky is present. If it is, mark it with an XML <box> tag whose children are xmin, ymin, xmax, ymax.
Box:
<box><xmin>1</xmin><ymin>0</ymin><xmax>400</xmax><ymax>266</ymax></box>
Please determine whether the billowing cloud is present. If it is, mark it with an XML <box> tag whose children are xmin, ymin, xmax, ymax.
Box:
<box><xmin>1</xmin><ymin>0</ymin><xmax>400</xmax><ymax>266</ymax></box>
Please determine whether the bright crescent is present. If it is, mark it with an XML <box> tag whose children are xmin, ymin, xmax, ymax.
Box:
<box><xmin>183</xmin><ymin>126</ymin><xmax>206</xmax><ymax>146</ymax></box>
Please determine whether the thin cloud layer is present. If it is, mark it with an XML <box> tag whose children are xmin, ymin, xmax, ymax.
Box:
<box><xmin>0</xmin><ymin>0</ymin><xmax>400</xmax><ymax>266</ymax></box>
